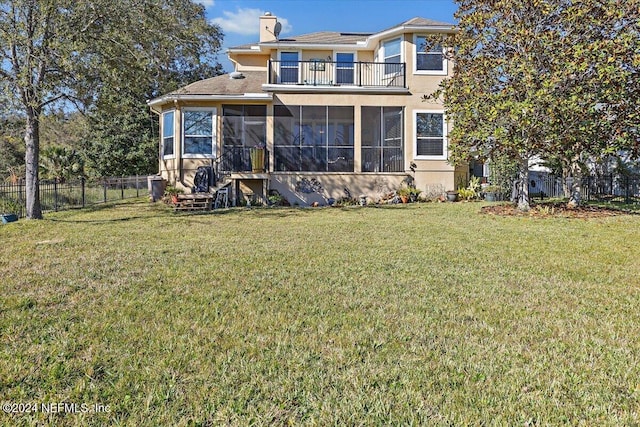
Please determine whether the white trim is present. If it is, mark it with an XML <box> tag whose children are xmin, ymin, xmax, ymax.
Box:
<box><xmin>413</xmin><ymin>35</ymin><xmax>448</xmax><ymax>76</ymax></box>
<box><xmin>161</xmin><ymin>109</ymin><xmax>176</xmax><ymax>160</ymax></box>
<box><xmin>181</xmin><ymin>107</ymin><xmax>217</xmax><ymax>159</ymax></box>
<box><xmin>333</xmin><ymin>51</ymin><xmax>357</xmax><ymax>85</ymax></box>
<box><xmin>147</xmin><ymin>93</ymin><xmax>272</xmax><ymax>108</ymax></box>
<box><xmin>414</xmin><ymin>110</ymin><xmax>448</xmax><ymax>160</ymax></box>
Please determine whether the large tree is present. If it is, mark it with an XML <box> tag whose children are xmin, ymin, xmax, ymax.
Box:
<box><xmin>0</xmin><ymin>0</ymin><xmax>222</xmax><ymax>218</ymax></box>
<box><xmin>431</xmin><ymin>0</ymin><xmax>639</xmax><ymax>210</ymax></box>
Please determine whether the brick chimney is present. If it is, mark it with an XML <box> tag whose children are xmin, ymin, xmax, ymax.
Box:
<box><xmin>260</xmin><ymin>12</ymin><xmax>278</xmax><ymax>42</ymax></box>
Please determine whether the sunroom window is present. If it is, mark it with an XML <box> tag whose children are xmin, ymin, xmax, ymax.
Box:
<box><xmin>361</xmin><ymin>107</ymin><xmax>403</xmax><ymax>172</ymax></box>
<box><xmin>183</xmin><ymin>109</ymin><xmax>216</xmax><ymax>157</ymax></box>
<box><xmin>162</xmin><ymin>110</ymin><xmax>174</xmax><ymax>157</ymax></box>
<box><xmin>274</xmin><ymin>105</ymin><xmax>354</xmax><ymax>172</ymax></box>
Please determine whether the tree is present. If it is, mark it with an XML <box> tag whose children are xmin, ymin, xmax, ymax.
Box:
<box><xmin>430</xmin><ymin>0</ymin><xmax>639</xmax><ymax>210</ymax></box>
<box><xmin>0</xmin><ymin>0</ymin><xmax>222</xmax><ymax>218</ymax></box>
<box><xmin>40</xmin><ymin>145</ymin><xmax>84</xmax><ymax>182</ymax></box>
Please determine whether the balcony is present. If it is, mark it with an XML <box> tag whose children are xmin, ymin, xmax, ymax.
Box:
<box><xmin>266</xmin><ymin>60</ymin><xmax>407</xmax><ymax>91</ymax></box>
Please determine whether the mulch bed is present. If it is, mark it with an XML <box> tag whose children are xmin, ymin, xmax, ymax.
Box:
<box><xmin>481</xmin><ymin>202</ymin><xmax>634</xmax><ymax>219</ymax></box>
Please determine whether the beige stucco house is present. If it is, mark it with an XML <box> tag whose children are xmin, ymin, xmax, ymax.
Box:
<box><xmin>148</xmin><ymin>13</ymin><xmax>465</xmax><ymax>206</ymax></box>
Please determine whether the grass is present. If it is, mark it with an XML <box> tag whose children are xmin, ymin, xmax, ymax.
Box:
<box><xmin>1</xmin><ymin>200</ymin><xmax>640</xmax><ymax>426</ymax></box>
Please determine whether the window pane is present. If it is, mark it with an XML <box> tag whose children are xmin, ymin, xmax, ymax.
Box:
<box><xmin>417</xmin><ymin>53</ymin><xmax>443</xmax><ymax>71</ymax></box>
<box><xmin>183</xmin><ymin>110</ymin><xmax>213</xmax><ymax>155</ymax></box>
<box><xmin>184</xmin><ymin>111</ymin><xmax>212</xmax><ymax>136</ymax></box>
<box><xmin>184</xmin><ymin>136</ymin><xmax>213</xmax><ymax>155</ymax></box>
<box><xmin>417</xmin><ymin>113</ymin><xmax>443</xmax><ymax>137</ymax></box>
<box><xmin>163</xmin><ymin>137</ymin><xmax>174</xmax><ymax>156</ymax></box>
<box><xmin>163</xmin><ymin>111</ymin><xmax>174</xmax><ymax>137</ymax></box>
<box><xmin>417</xmin><ymin>139</ymin><xmax>443</xmax><ymax>156</ymax></box>
<box><xmin>162</xmin><ymin>111</ymin><xmax>174</xmax><ymax>156</ymax></box>
<box><xmin>384</xmin><ymin>38</ymin><xmax>400</xmax><ymax>58</ymax></box>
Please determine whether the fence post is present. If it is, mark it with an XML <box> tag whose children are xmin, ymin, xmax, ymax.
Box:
<box><xmin>81</xmin><ymin>177</ymin><xmax>86</xmax><ymax>207</ymax></box>
<box><xmin>121</xmin><ymin>176</ymin><xmax>124</xmax><ymax>199</ymax></box>
<box><xmin>136</xmin><ymin>175</ymin><xmax>139</xmax><ymax>197</ymax></box>
<box><xmin>54</xmin><ymin>180</ymin><xmax>59</xmax><ymax>212</ymax></box>
<box><xmin>625</xmin><ymin>176</ymin><xmax>630</xmax><ymax>204</ymax></box>
<box><xmin>103</xmin><ymin>178</ymin><xmax>107</xmax><ymax>203</ymax></box>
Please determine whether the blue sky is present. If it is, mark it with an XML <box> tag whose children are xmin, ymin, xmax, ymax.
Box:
<box><xmin>197</xmin><ymin>0</ymin><xmax>458</xmax><ymax>72</ymax></box>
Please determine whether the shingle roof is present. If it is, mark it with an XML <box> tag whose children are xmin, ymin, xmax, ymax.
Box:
<box><xmin>167</xmin><ymin>71</ymin><xmax>266</xmax><ymax>96</ymax></box>
<box><xmin>229</xmin><ymin>17</ymin><xmax>454</xmax><ymax>49</ymax></box>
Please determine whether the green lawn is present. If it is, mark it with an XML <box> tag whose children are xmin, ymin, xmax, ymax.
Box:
<box><xmin>1</xmin><ymin>200</ymin><xmax>640</xmax><ymax>426</ymax></box>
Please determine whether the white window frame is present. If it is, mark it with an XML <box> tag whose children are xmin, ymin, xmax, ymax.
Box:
<box><xmin>182</xmin><ymin>107</ymin><xmax>217</xmax><ymax>159</ymax></box>
<box><xmin>162</xmin><ymin>109</ymin><xmax>176</xmax><ymax>159</ymax></box>
<box><xmin>414</xmin><ymin>110</ymin><xmax>448</xmax><ymax>160</ymax></box>
<box><xmin>334</xmin><ymin>52</ymin><xmax>357</xmax><ymax>85</ymax></box>
<box><xmin>414</xmin><ymin>35</ymin><xmax>447</xmax><ymax>76</ymax></box>
<box><xmin>278</xmin><ymin>51</ymin><xmax>301</xmax><ymax>84</ymax></box>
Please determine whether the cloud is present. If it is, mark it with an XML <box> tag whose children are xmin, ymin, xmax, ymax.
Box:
<box><xmin>194</xmin><ymin>0</ymin><xmax>214</xmax><ymax>8</ymax></box>
<box><xmin>211</xmin><ymin>8</ymin><xmax>291</xmax><ymax>36</ymax></box>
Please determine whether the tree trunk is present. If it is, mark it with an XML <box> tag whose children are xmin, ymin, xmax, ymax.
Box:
<box><xmin>25</xmin><ymin>108</ymin><xmax>43</xmax><ymax>219</ymax></box>
<box><xmin>567</xmin><ymin>162</ymin><xmax>582</xmax><ymax>208</ymax></box>
<box><xmin>517</xmin><ymin>160</ymin><xmax>530</xmax><ymax>211</ymax></box>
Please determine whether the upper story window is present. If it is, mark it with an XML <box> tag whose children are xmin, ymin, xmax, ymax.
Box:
<box><xmin>162</xmin><ymin>110</ymin><xmax>174</xmax><ymax>158</ymax></box>
<box><xmin>415</xmin><ymin>35</ymin><xmax>447</xmax><ymax>75</ymax></box>
<box><xmin>183</xmin><ymin>108</ymin><xmax>216</xmax><ymax>158</ymax></box>
<box><xmin>383</xmin><ymin>38</ymin><xmax>402</xmax><ymax>75</ymax></box>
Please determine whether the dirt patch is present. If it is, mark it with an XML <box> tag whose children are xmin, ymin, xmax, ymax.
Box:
<box><xmin>481</xmin><ymin>202</ymin><xmax>633</xmax><ymax>219</ymax></box>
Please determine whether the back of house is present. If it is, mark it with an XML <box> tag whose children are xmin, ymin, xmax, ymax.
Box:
<box><xmin>148</xmin><ymin>13</ymin><xmax>464</xmax><ymax>206</ymax></box>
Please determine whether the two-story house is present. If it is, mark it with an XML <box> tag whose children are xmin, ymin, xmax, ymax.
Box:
<box><xmin>148</xmin><ymin>13</ymin><xmax>464</xmax><ymax>205</ymax></box>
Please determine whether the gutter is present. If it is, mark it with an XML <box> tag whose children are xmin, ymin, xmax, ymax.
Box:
<box><xmin>146</xmin><ymin>93</ymin><xmax>273</xmax><ymax>110</ymax></box>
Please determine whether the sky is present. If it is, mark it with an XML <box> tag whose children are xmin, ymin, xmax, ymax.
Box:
<box><xmin>197</xmin><ymin>0</ymin><xmax>459</xmax><ymax>73</ymax></box>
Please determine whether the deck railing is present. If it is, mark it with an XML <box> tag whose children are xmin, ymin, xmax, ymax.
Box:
<box><xmin>267</xmin><ymin>60</ymin><xmax>406</xmax><ymax>88</ymax></box>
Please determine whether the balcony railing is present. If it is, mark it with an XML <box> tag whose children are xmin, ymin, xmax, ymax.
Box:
<box><xmin>267</xmin><ymin>60</ymin><xmax>406</xmax><ymax>89</ymax></box>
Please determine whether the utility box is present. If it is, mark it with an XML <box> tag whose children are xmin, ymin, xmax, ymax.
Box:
<box><xmin>147</xmin><ymin>175</ymin><xmax>166</xmax><ymax>202</ymax></box>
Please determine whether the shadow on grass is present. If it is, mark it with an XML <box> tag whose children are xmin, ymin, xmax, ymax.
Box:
<box><xmin>43</xmin><ymin>199</ymin><xmax>443</xmax><ymax>224</ymax></box>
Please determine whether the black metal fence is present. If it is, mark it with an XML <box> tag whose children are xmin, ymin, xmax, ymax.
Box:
<box><xmin>529</xmin><ymin>173</ymin><xmax>640</xmax><ymax>204</ymax></box>
<box><xmin>267</xmin><ymin>60</ymin><xmax>407</xmax><ymax>88</ymax></box>
<box><xmin>0</xmin><ymin>175</ymin><xmax>148</xmax><ymax>218</ymax></box>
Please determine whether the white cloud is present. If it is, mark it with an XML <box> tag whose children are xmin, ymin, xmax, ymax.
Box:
<box><xmin>194</xmin><ymin>0</ymin><xmax>215</xmax><ymax>8</ymax></box>
<box><xmin>211</xmin><ymin>8</ymin><xmax>291</xmax><ymax>37</ymax></box>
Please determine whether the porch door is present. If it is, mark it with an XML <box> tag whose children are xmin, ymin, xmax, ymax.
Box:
<box><xmin>336</xmin><ymin>53</ymin><xmax>354</xmax><ymax>85</ymax></box>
